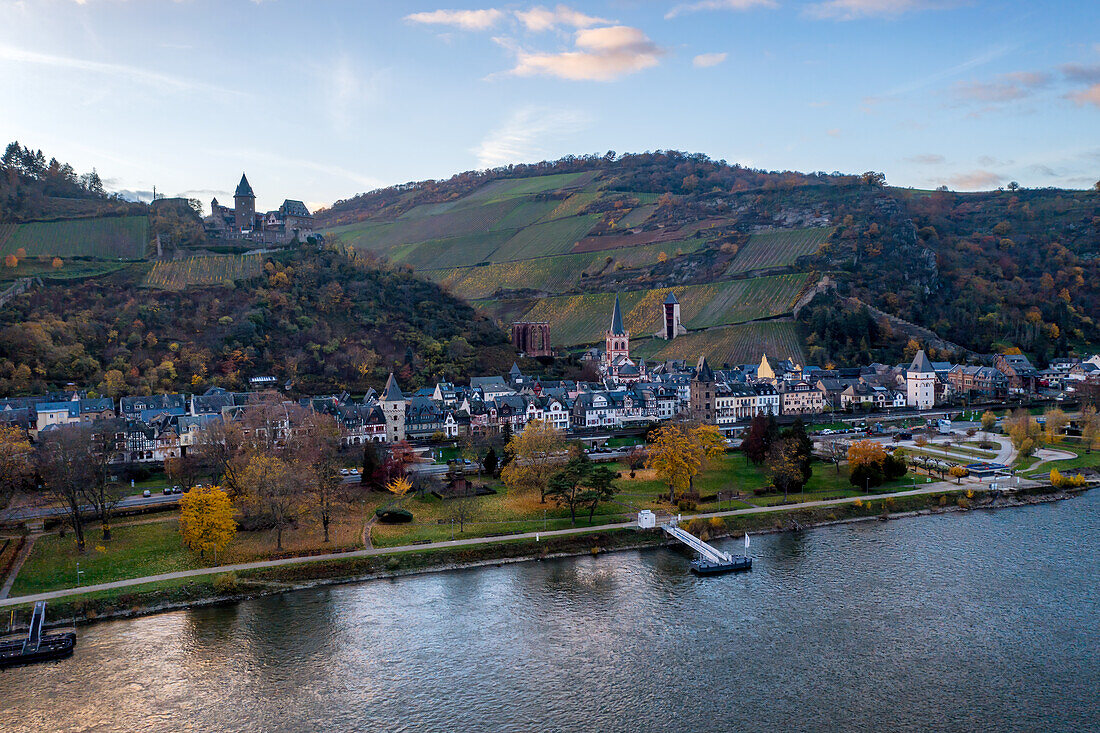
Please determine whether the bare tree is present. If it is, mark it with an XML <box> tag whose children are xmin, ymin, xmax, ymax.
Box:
<box><xmin>37</xmin><ymin>426</ymin><xmax>93</xmax><ymax>552</ymax></box>
<box><xmin>82</xmin><ymin>423</ymin><xmax>126</xmax><ymax>541</ymax></box>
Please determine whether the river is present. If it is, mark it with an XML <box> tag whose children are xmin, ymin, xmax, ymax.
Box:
<box><xmin>2</xmin><ymin>492</ymin><xmax>1098</xmax><ymax>733</ymax></box>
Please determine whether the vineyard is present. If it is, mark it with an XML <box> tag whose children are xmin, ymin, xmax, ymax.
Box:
<box><xmin>633</xmin><ymin>321</ymin><xmax>807</xmax><ymax>367</ymax></box>
<box><xmin>143</xmin><ymin>254</ymin><xmax>266</xmax><ymax>290</ymax></box>
<box><xmin>725</xmin><ymin>227</ymin><xmax>833</xmax><ymax>274</ymax></box>
<box><xmin>487</xmin><ymin>215</ymin><xmax>600</xmax><ymax>262</ymax></box>
<box><xmin>1</xmin><ymin>216</ymin><xmax>149</xmax><ymax>259</ymax></box>
<box><xmin>0</xmin><ymin>223</ymin><xmax>15</xmax><ymax>250</ymax></box>
<box><xmin>422</xmin><ymin>238</ymin><xmax>710</xmax><ymax>300</ymax></box>
<box><xmin>477</xmin><ymin>273</ymin><xmax>812</xmax><ymax>346</ymax></box>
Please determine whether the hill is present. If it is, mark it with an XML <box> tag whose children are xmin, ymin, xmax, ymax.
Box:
<box><xmin>320</xmin><ymin>153</ymin><xmax>1100</xmax><ymax>368</ymax></box>
<box><xmin>0</xmin><ymin>246</ymin><xmax>514</xmax><ymax>396</ymax></box>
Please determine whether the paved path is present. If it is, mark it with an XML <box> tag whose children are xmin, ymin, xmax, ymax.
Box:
<box><xmin>0</xmin><ymin>535</ymin><xmax>37</xmax><ymax>600</ymax></box>
<box><xmin>0</xmin><ymin>479</ymin><xmax>1031</xmax><ymax>609</ymax></box>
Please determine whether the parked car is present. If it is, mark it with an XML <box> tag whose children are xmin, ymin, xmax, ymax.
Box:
<box><xmin>821</xmin><ymin>429</ymin><xmax>834</xmax><ymax>435</ymax></box>
<box><xmin>340</xmin><ymin>469</ymin><xmax>350</xmax><ymax>476</ymax></box>
<box><xmin>162</xmin><ymin>487</ymin><xmax>172</xmax><ymax>495</ymax></box>
<box><xmin>142</xmin><ymin>489</ymin><xmax>151</xmax><ymax>498</ymax></box>
<box><xmin>171</xmin><ymin>486</ymin><xmax>183</xmax><ymax>495</ymax></box>
<box><xmin>350</xmin><ymin>468</ymin><xmax>360</xmax><ymax>475</ymax></box>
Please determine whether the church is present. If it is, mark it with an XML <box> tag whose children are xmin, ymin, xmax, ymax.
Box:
<box><xmin>205</xmin><ymin>173</ymin><xmax>315</xmax><ymax>244</ymax></box>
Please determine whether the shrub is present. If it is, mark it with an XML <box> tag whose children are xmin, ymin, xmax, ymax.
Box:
<box><xmin>850</xmin><ymin>462</ymin><xmax>883</xmax><ymax>490</ymax></box>
<box><xmin>677</xmin><ymin>499</ymin><xmax>697</xmax><ymax>512</ymax></box>
<box><xmin>708</xmin><ymin>517</ymin><xmax>725</xmax><ymax>531</ymax></box>
<box><xmin>957</xmin><ymin>496</ymin><xmax>971</xmax><ymax>509</ymax></box>
<box><xmin>375</xmin><ymin>508</ymin><xmax>413</xmax><ymax>524</ymax></box>
<box><xmin>214</xmin><ymin>572</ymin><xmax>239</xmax><ymax>593</ymax></box>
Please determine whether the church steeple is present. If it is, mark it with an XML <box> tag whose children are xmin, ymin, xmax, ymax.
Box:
<box><xmin>605</xmin><ymin>293</ymin><xmax>631</xmax><ymax>372</ymax></box>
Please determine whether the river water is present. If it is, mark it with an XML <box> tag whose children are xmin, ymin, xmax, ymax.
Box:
<box><xmin>2</xmin><ymin>492</ymin><xmax>1098</xmax><ymax>733</ymax></box>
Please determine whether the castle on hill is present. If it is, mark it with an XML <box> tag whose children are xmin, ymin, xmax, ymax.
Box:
<box><xmin>204</xmin><ymin>173</ymin><xmax>314</xmax><ymax>244</ymax></box>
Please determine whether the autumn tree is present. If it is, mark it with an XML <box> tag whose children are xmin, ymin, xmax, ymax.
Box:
<box><xmin>741</xmin><ymin>413</ymin><xmax>778</xmax><ymax>465</ymax></box>
<box><xmin>980</xmin><ymin>410</ymin><xmax>997</xmax><ymax>437</ymax></box>
<box><xmin>291</xmin><ymin>412</ymin><xmax>347</xmax><ymax>543</ymax></box>
<box><xmin>646</xmin><ymin>424</ymin><xmax>725</xmax><ymax>502</ymax></box>
<box><xmin>1080</xmin><ymin>406</ymin><xmax>1100</xmax><ymax>453</ymax></box>
<box><xmin>949</xmin><ymin>466</ymin><xmax>969</xmax><ymax>484</ymax></box>
<box><xmin>1043</xmin><ymin>408</ymin><xmax>1068</xmax><ymax>445</ymax></box>
<box><xmin>239</xmin><ymin>454</ymin><xmax>298</xmax><ymax>550</ymax></box>
<box><xmin>179</xmin><ymin>485</ymin><xmax>236</xmax><ymax>561</ymax></box>
<box><xmin>82</xmin><ymin>425</ymin><xmax>125</xmax><ymax>541</ymax></box>
<box><xmin>386</xmin><ymin>475</ymin><xmax>413</xmax><ymax>499</ymax></box>
<box><xmin>165</xmin><ymin>453</ymin><xmax>203</xmax><ymax>493</ymax></box>
<box><xmin>0</xmin><ymin>425</ymin><xmax>34</xmax><ymax>509</ymax></box>
<box><xmin>3</xmin><ymin>254</ymin><xmax>16</xmax><ymax>268</ymax></box>
<box><xmin>1003</xmin><ymin>409</ymin><xmax>1040</xmax><ymax>457</ymax></box>
<box><xmin>500</xmin><ymin>419</ymin><xmax>567</xmax><ymax>502</ymax></box>
<box><xmin>766</xmin><ymin>437</ymin><xmax>809</xmax><ymax>501</ymax></box>
<box><xmin>847</xmin><ymin>439</ymin><xmax>906</xmax><ymax>489</ymax></box>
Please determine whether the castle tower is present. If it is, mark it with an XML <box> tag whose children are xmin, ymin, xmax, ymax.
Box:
<box><xmin>605</xmin><ymin>294</ymin><xmax>630</xmax><ymax>370</ymax></box>
<box><xmin>380</xmin><ymin>372</ymin><xmax>406</xmax><ymax>442</ymax></box>
<box><xmin>233</xmin><ymin>173</ymin><xmax>256</xmax><ymax>231</ymax></box>
<box><xmin>906</xmin><ymin>349</ymin><xmax>936</xmax><ymax>409</ymax></box>
<box><xmin>654</xmin><ymin>292</ymin><xmax>686</xmax><ymax>340</ymax></box>
<box><xmin>690</xmin><ymin>356</ymin><xmax>716</xmax><ymax>424</ymax></box>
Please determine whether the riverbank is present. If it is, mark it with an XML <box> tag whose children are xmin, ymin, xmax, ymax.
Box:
<box><xmin>5</xmin><ymin>483</ymin><xmax>1083</xmax><ymax>632</ymax></box>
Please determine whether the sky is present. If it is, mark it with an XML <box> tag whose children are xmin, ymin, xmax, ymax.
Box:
<box><xmin>1</xmin><ymin>0</ymin><xmax>1098</xmax><ymax>212</ymax></box>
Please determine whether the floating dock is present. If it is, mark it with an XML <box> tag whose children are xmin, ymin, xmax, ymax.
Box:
<box><xmin>660</xmin><ymin>519</ymin><xmax>752</xmax><ymax>575</ymax></box>
<box><xmin>0</xmin><ymin>602</ymin><xmax>75</xmax><ymax>669</ymax></box>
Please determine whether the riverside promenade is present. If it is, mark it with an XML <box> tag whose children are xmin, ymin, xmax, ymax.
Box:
<box><xmin>0</xmin><ymin>477</ymin><xmax>1032</xmax><ymax>609</ymax></box>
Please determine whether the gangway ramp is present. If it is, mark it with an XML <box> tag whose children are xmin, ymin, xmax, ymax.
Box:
<box><xmin>663</xmin><ymin>524</ymin><xmax>732</xmax><ymax>565</ymax></box>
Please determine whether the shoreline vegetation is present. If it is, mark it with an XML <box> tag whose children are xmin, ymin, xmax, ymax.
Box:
<box><xmin>4</xmin><ymin>483</ymin><xmax>1080</xmax><ymax>633</ymax></box>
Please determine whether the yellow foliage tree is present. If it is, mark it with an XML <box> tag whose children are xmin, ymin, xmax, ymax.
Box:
<box><xmin>646</xmin><ymin>424</ymin><xmax>725</xmax><ymax>502</ymax></box>
<box><xmin>179</xmin><ymin>486</ymin><xmax>236</xmax><ymax>561</ymax></box>
<box><xmin>949</xmin><ymin>465</ymin><xmax>969</xmax><ymax>484</ymax></box>
<box><xmin>3</xmin><ymin>254</ymin><xmax>16</xmax><ymax>268</ymax></box>
<box><xmin>500</xmin><ymin>419</ymin><xmax>567</xmax><ymax>502</ymax></box>
<box><xmin>980</xmin><ymin>411</ymin><xmax>997</xmax><ymax>434</ymax></box>
<box><xmin>0</xmin><ymin>425</ymin><xmax>34</xmax><ymax>506</ymax></box>
<box><xmin>847</xmin><ymin>439</ymin><xmax>888</xmax><ymax>469</ymax></box>
<box><xmin>1003</xmin><ymin>409</ymin><xmax>1040</xmax><ymax>455</ymax></box>
<box><xmin>51</xmin><ymin>257</ymin><xmax>63</xmax><ymax>269</ymax></box>
<box><xmin>1080</xmin><ymin>406</ymin><xmax>1100</xmax><ymax>453</ymax></box>
<box><xmin>1043</xmin><ymin>408</ymin><xmax>1068</xmax><ymax>445</ymax></box>
<box><xmin>386</xmin><ymin>475</ymin><xmax>413</xmax><ymax>498</ymax></box>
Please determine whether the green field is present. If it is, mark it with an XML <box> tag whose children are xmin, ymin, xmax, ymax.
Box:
<box><xmin>1</xmin><ymin>216</ymin><xmax>149</xmax><ymax>260</ymax></box>
<box><xmin>633</xmin><ymin>320</ymin><xmax>807</xmax><ymax>366</ymax></box>
<box><xmin>477</xmin><ymin>272</ymin><xmax>812</xmax><ymax>346</ymax></box>
<box><xmin>0</xmin><ymin>258</ymin><xmax>132</xmax><ymax>284</ymax></box>
<box><xmin>460</xmin><ymin>170</ymin><xmax>599</xmax><ymax>204</ymax></box>
<box><xmin>143</xmin><ymin>254</ymin><xmax>266</xmax><ymax>290</ymax></box>
<box><xmin>726</xmin><ymin>227</ymin><xmax>832</xmax><ymax>275</ymax></box>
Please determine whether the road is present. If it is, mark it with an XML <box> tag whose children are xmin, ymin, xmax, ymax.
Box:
<box><xmin>0</xmin><ymin>477</ymin><xmax>1026</xmax><ymax>609</ymax></box>
<box><xmin>0</xmin><ymin>492</ymin><xmax>181</xmax><ymax>523</ymax></box>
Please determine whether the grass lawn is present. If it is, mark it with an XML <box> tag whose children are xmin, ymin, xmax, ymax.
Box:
<box><xmin>1024</xmin><ymin>444</ymin><xmax>1100</xmax><ymax>478</ymax></box>
<box><xmin>10</xmin><ymin>520</ymin><xmax>199</xmax><ymax>597</ymax></box>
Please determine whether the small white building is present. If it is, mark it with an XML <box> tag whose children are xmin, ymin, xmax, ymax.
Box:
<box><xmin>906</xmin><ymin>350</ymin><xmax>936</xmax><ymax>410</ymax></box>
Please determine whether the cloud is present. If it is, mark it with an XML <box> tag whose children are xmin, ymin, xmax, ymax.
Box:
<box><xmin>1061</xmin><ymin>63</ymin><xmax>1100</xmax><ymax>84</ymax></box>
<box><xmin>515</xmin><ymin>5</ymin><xmax>612</xmax><ymax>32</ymax></box>
<box><xmin>405</xmin><ymin>9</ymin><xmax>504</xmax><ymax>31</ymax></box>
<box><xmin>908</xmin><ymin>154</ymin><xmax>945</xmax><ymax>165</ymax></box>
<box><xmin>946</xmin><ymin>170</ymin><xmax>1002</xmax><ymax>190</ymax></box>
<box><xmin>805</xmin><ymin>0</ymin><xmax>954</xmax><ymax>20</ymax></box>
<box><xmin>952</xmin><ymin>70</ymin><xmax>1050</xmax><ymax>103</ymax></box>
<box><xmin>507</xmin><ymin>26</ymin><xmax>665</xmax><ymax>81</ymax></box>
<box><xmin>318</xmin><ymin>54</ymin><xmax>389</xmax><ymax>133</ymax></box>
<box><xmin>474</xmin><ymin>106</ymin><xmax>590</xmax><ymax>167</ymax></box>
<box><xmin>0</xmin><ymin>43</ymin><xmax>241</xmax><ymax>96</ymax></box>
<box><xmin>826</xmin><ymin>128</ymin><xmax>841</xmax><ymax>137</ymax></box>
<box><xmin>693</xmin><ymin>52</ymin><xmax>727</xmax><ymax>68</ymax></box>
<box><xmin>665</xmin><ymin>0</ymin><xmax>776</xmax><ymax>20</ymax></box>
<box><xmin>1067</xmin><ymin>83</ymin><xmax>1100</xmax><ymax>108</ymax></box>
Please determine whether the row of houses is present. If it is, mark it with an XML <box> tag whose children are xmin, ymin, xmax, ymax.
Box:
<box><xmin>1</xmin><ymin>348</ymin><xmax>1087</xmax><ymax>461</ymax></box>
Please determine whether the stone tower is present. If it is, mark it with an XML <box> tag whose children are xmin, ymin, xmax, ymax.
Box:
<box><xmin>380</xmin><ymin>372</ymin><xmax>406</xmax><ymax>442</ymax></box>
<box><xmin>690</xmin><ymin>356</ymin><xmax>716</xmax><ymax>424</ymax></box>
<box><xmin>605</xmin><ymin>294</ymin><xmax>630</xmax><ymax>370</ymax></box>
<box><xmin>654</xmin><ymin>292</ymin><xmax>686</xmax><ymax>340</ymax></box>
<box><xmin>234</xmin><ymin>173</ymin><xmax>256</xmax><ymax>231</ymax></box>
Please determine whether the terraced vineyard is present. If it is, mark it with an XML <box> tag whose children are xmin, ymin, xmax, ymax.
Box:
<box><xmin>477</xmin><ymin>273</ymin><xmax>812</xmax><ymax>346</ymax></box>
<box><xmin>422</xmin><ymin>238</ymin><xmax>708</xmax><ymax>299</ymax></box>
<box><xmin>1</xmin><ymin>216</ymin><xmax>149</xmax><ymax>259</ymax></box>
<box><xmin>487</xmin><ymin>215</ymin><xmax>600</xmax><ymax>262</ymax></box>
<box><xmin>0</xmin><ymin>223</ymin><xmax>16</xmax><ymax>251</ymax></box>
<box><xmin>143</xmin><ymin>254</ymin><xmax>266</xmax><ymax>290</ymax></box>
<box><xmin>725</xmin><ymin>227</ymin><xmax>832</xmax><ymax>274</ymax></box>
<box><xmin>634</xmin><ymin>321</ymin><xmax>806</xmax><ymax>367</ymax></box>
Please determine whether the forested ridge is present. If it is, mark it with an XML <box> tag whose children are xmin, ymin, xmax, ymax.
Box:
<box><xmin>0</xmin><ymin>247</ymin><xmax>514</xmax><ymax>397</ymax></box>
